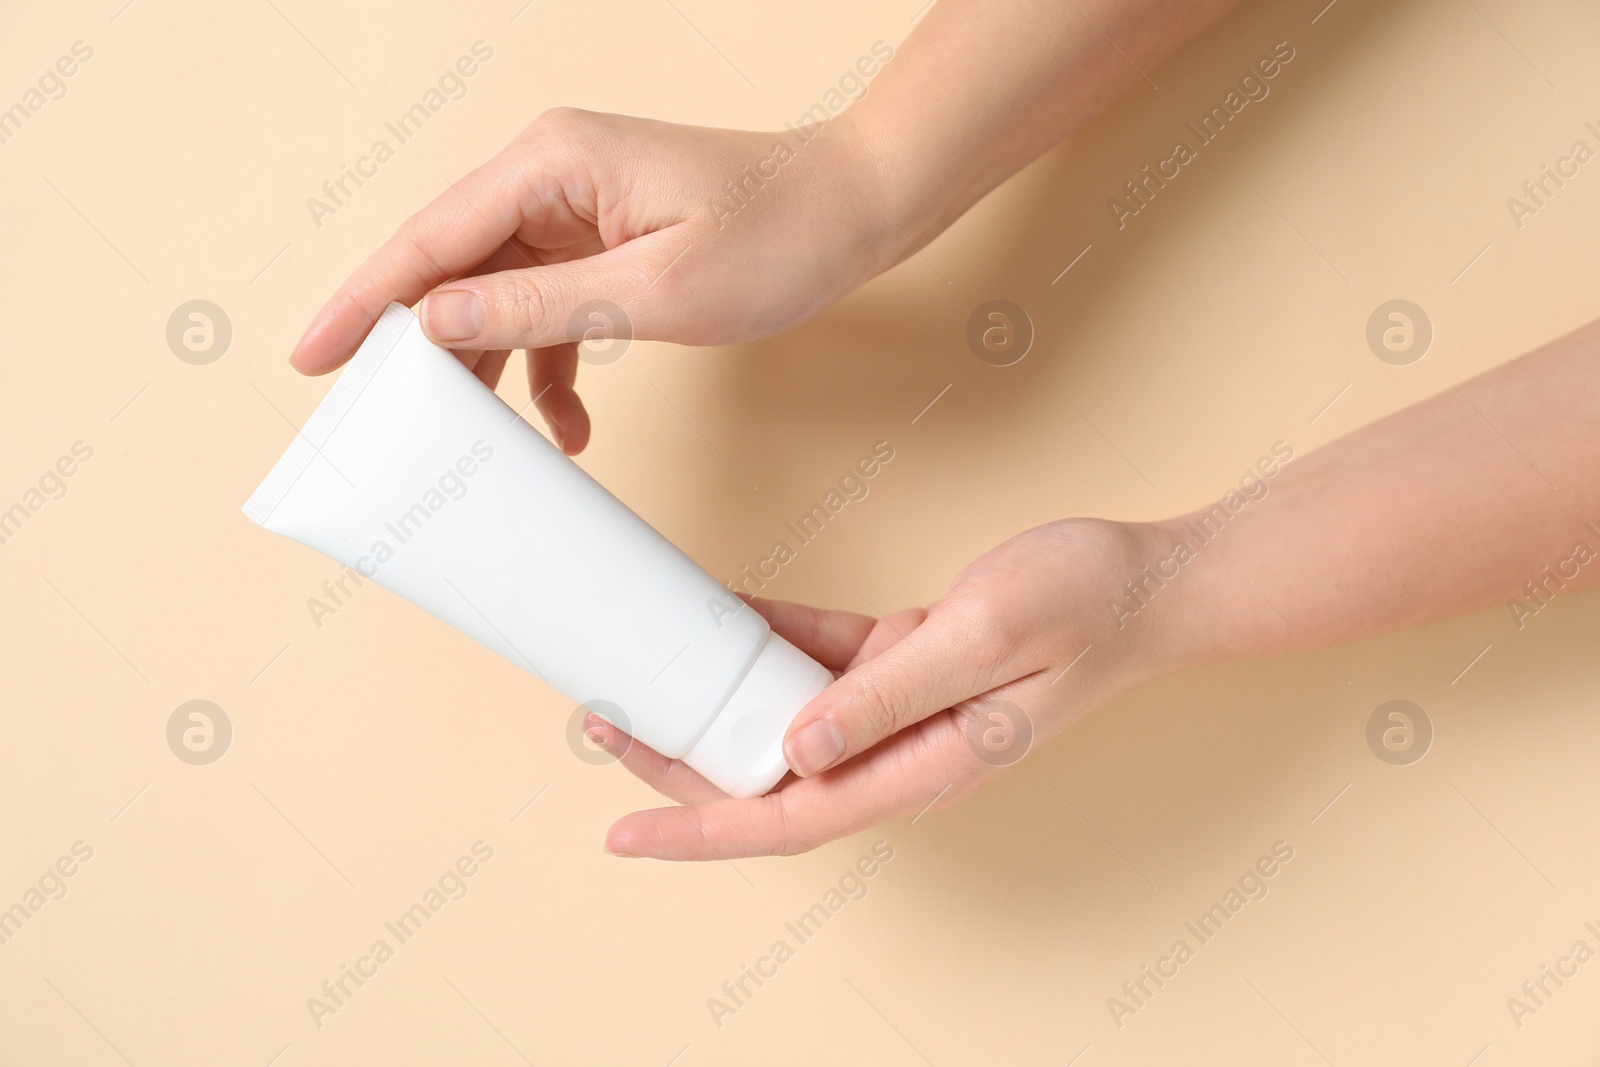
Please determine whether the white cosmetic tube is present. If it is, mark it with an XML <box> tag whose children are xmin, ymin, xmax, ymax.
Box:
<box><xmin>244</xmin><ymin>303</ymin><xmax>831</xmax><ymax>797</ymax></box>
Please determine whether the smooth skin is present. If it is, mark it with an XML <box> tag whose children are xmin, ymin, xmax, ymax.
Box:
<box><xmin>590</xmin><ymin>321</ymin><xmax>1600</xmax><ymax>858</ymax></box>
<box><xmin>289</xmin><ymin>0</ymin><xmax>1600</xmax><ymax>859</ymax></box>
<box><xmin>290</xmin><ymin>0</ymin><xmax>1243</xmax><ymax>447</ymax></box>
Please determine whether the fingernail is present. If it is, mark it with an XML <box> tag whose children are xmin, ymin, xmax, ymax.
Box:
<box><xmin>785</xmin><ymin>719</ymin><xmax>845</xmax><ymax>777</ymax></box>
<box><xmin>605</xmin><ymin>830</ymin><xmax>643</xmax><ymax>858</ymax></box>
<box><xmin>583</xmin><ymin>713</ymin><xmax>611</xmax><ymax>749</ymax></box>
<box><xmin>423</xmin><ymin>290</ymin><xmax>484</xmax><ymax>343</ymax></box>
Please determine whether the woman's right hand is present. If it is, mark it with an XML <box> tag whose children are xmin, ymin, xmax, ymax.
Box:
<box><xmin>289</xmin><ymin>108</ymin><xmax>899</xmax><ymax>454</ymax></box>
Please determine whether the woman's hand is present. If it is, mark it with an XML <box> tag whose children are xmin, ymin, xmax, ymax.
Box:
<box><xmin>289</xmin><ymin>109</ymin><xmax>898</xmax><ymax>454</ymax></box>
<box><xmin>287</xmin><ymin>0</ymin><xmax>1251</xmax><ymax>455</ymax></box>
<box><xmin>594</xmin><ymin>518</ymin><xmax>1180</xmax><ymax>860</ymax></box>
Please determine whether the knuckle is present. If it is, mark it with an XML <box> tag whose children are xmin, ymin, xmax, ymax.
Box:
<box><xmin>395</xmin><ymin>209</ymin><xmax>423</xmax><ymax>242</ymax></box>
<box><xmin>936</xmin><ymin>710</ymin><xmax>1003</xmax><ymax>787</ymax></box>
<box><xmin>522</xmin><ymin>107</ymin><xmax>606</xmax><ymax>162</ymax></box>
<box><xmin>498</xmin><ymin>276</ymin><xmax>551</xmax><ymax>337</ymax></box>
<box><xmin>398</xmin><ymin>219</ymin><xmax>449</xmax><ymax>283</ymax></box>
<box><xmin>519</xmin><ymin>107</ymin><xmax>626</xmax><ymax>187</ymax></box>
<box><xmin>946</xmin><ymin>593</ymin><xmax>1018</xmax><ymax>672</ymax></box>
<box><xmin>531</xmin><ymin>105</ymin><xmax>589</xmax><ymax>136</ymax></box>
<box><xmin>396</xmin><ymin>204</ymin><xmax>439</xmax><ymax>243</ymax></box>
<box><xmin>846</xmin><ymin>669</ymin><xmax>904</xmax><ymax>742</ymax></box>
<box><xmin>771</xmin><ymin>795</ymin><xmax>817</xmax><ymax>857</ymax></box>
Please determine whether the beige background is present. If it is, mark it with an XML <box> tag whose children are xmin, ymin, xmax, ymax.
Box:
<box><xmin>3</xmin><ymin>0</ymin><xmax>1599</xmax><ymax>1062</ymax></box>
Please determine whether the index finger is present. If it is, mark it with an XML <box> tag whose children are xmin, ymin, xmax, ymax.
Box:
<box><xmin>288</xmin><ymin>150</ymin><xmax>578</xmax><ymax>374</ymax></box>
<box><xmin>738</xmin><ymin>594</ymin><xmax>878</xmax><ymax>673</ymax></box>
<box><xmin>605</xmin><ymin>710</ymin><xmax>987</xmax><ymax>860</ymax></box>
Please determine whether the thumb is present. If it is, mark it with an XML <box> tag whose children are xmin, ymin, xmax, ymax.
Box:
<box><xmin>782</xmin><ymin>602</ymin><xmax>1016</xmax><ymax>778</ymax></box>
<box><xmin>418</xmin><ymin>232</ymin><xmax>683</xmax><ymax>351</ymax></box>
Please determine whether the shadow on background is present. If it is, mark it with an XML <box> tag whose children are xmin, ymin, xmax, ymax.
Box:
<box><xmin>653</xmin><ymin>0</ymin><xmax>1582</xmax><ymax>931</ymax></box>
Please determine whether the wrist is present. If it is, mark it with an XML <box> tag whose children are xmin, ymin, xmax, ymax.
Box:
<box><xmin>827</xmin><ymin>96</ymin><xmax>968</xmax><ymax>272</ymax></box>
<box><xmin>1129</xmin><ymin>507</ymin><xmax>1296</xmax><ymax>677</ymax></box>
<box><xmin>1103</xmin><ymin>517</ymin><xmax>1253</xmax><ymax>684</ymax></box>
<box><xmin>1030</xmin><ymin>518</ymin><xmax>1198</xmax><ymax>703</ymax></box>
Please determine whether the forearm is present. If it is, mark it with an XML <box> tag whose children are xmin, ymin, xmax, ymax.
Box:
<box><xmin>1139</xmin><ymin>318</ymin><xmax>1600</xmax><ymax>675</ymax></box>
<box><xmin>840</xmin><ymin>0</ymin><xmax>1243</xmax><ymax>251</ymax></box>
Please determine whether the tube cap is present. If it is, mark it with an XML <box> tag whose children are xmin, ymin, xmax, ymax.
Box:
<box><xmin>680</xmin><ymin>633</ymin><xmax>834</xmax><ymax>798</ymax></box>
